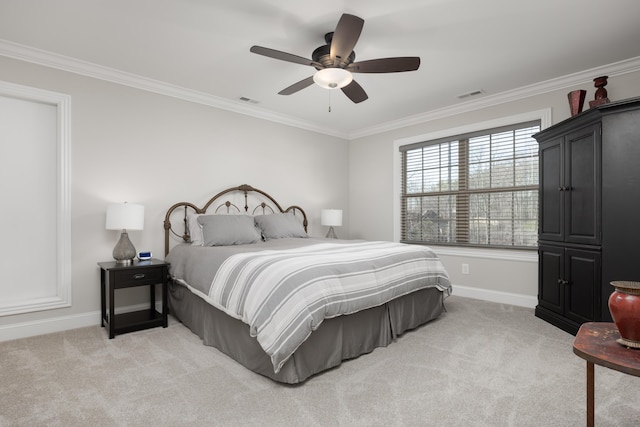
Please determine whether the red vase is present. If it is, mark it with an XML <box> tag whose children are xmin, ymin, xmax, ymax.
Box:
<box><xmin>609</xmin><ymin>281</ymin><xmax>640</xmax><ymax>348</ymax></box>
<box><xmin>567</xmin><ymin>90</ymin><xmax>586</xmax><ymax>116</ymax></box>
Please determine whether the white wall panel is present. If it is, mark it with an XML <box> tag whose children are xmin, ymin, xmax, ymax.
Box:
<box><xmin>0</xmin><ymin>82</ymin><xmax>71</xmax><ymax>316</ymax></box>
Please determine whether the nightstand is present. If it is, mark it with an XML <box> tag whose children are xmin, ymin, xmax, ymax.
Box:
<box><xmin>98</xmin><ymin>258</ymin><xmax>169</xmax><ymax>339</ymax></box>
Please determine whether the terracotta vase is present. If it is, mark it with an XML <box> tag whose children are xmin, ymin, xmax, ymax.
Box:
<box><xmin>567</xmin><ymin>90</ymin><xmax>587</xmax><ymax>116</ymax></box>
<box><xmin>609</xmin><ymin>281</ymin><xmax>640</xmax><ymax>348</ymax></box>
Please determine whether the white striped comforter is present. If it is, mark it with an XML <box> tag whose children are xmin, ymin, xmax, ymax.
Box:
<box><xmin>207</xmin><ymin>241</ymin><xmax>451</xmax><ymax>373</ymax></box>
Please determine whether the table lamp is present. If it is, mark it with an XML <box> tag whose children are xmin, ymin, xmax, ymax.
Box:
<box><xmin>321</xmin><ymin>209</ymin><xmax>342</xmax><ymax>239</ymax></box>
<box><xmin>106</xmin><ymin>202</ymin><xmax>144</xmax><ymax>265</ymax></box>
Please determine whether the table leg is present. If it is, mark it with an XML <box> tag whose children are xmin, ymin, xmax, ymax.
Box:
<box><xmin>108</xmin><ymin>270</ymin><xmax>115</xmax><ymax>339</ymax></box>
<box><xmin>587</xmin><ymin>361</ymin><xmax>594</xmax><ymax>427</ymax></box>
<box><xmin>100</xmin><ymin>269</ymin><xmax>106</xmax><ymax>327</ymax></box>
<box><xmin>149</xmin><ymin>283</ymin><xmax>155</xmax><ymax>311</ymax></box>
<box><xmin>162</xmin><ymin>274</ymin><xmax>168</xmax><ymax>327</ymax></box>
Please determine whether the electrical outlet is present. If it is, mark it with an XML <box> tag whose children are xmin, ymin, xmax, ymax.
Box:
<box><xmin>462</xmin><ymin>264</ymin><xmax>469</xmax><ymax>274</ymax></box>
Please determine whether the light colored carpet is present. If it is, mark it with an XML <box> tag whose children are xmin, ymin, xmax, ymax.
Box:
<box><xmin>1</xmin><ymin>295</ymin><xmax>639</xmax><ymax>426</ymax></box>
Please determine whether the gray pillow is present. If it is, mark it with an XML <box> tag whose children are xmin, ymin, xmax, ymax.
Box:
<box><xmin>254</xmin><ymin>213</ymin><xmax>308</xmax><ymax>240</ymax></box>
<box><xmin>197</xmin><ymin>215</ymin><xmax>262</xmax><ymax>246</ymax></box>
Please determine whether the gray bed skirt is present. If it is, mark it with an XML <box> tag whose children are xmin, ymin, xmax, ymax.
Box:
<box><xmin>168</xmin><ymin>281</ymin><xmax>446</xmax><ymax>384</ymax></box>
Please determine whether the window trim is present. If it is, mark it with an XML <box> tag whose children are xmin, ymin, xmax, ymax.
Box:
<box><xmin>392</xmin><ymin>109</ymin><xmax>551</xmax><ymax>257</ymax></box>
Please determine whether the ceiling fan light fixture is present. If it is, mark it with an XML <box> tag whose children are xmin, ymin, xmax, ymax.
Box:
<box><xmin>313</xmin><ymin>68</ymin><xmax>352</xmax><ymax>90</ymax></box>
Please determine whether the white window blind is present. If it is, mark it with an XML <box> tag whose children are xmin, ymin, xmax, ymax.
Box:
<box><xmin>400</xmin><ymin>121</ymin><xmax>540</xmax><ymax>249</ymax></box>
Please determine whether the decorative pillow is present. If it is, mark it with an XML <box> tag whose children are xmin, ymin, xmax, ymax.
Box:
<box><xmin>197</xmin><ymin>215</ymin><xmax>262</xmax><ymax>246</ymax></box>
<box><xmin>254</xmin><ymin>213</ymin><xmax>308</xmax><ymax>240</ymax></box>
<box><xmin>187</xmin><ymin>212</ymin><xmax>205</xmax><ymax>246</ymax></box>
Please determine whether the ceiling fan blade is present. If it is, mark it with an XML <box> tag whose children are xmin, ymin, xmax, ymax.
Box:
<box><xmin>348</xmin><ymin>57</ymin><xmax>421</xmax><ymax>73</ymax></box>
<box><xmin>250</xmin><ymin>46</ymin><xmax>322</xmax><ymax>68</ymax></box>
<box><xmin>330</xmin><ymin>14</ymin><xmax>364</xmax><ymax>66</ymax></box>
<box><xmin>341</xmin><ymin>80</ymin><xmax>368</xmax><ymax>103</ymax></box>
<box><xmin>278</xmin><ymin>76</ymin><xmax>315</xmax><ymax>95</ymax></box>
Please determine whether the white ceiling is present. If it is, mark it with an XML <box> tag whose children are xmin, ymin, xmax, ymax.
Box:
<box><xmin>1</xmin><ymin>0</ymin><xmax>640</xmax><ymax>139</ymax></box>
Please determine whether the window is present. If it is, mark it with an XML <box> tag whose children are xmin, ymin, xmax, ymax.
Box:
<box><xmin>400</xmin><ymin>121</ymin><xmax>540</xmax><ymax>249</ymax></box>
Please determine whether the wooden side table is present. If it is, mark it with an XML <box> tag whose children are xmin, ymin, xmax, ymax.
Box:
<box><xmin>573</xmin><ymin>322</ymin><xmax>640</xmax><ymax>427</ymax></box>
<box><xmin>98</xmin><ymin>259</ymin><xmax>169</xmax><ymax>339</ymax></box>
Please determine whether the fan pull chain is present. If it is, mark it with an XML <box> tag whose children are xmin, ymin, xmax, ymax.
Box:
<box><xmin>328</xmin><ymin>90</ymin><xmax>332</xmax><ymax>113</ymax></box>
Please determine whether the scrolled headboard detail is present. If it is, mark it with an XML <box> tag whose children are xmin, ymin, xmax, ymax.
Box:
<box><xmin>163</xmin><ymin>184</ymin><xmax>308</xmax><ymax>256</ymax></box>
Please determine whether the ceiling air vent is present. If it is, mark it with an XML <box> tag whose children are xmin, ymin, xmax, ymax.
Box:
<box><xmin>457</xmin><ymin>89</ymin><xmax>484</xmax><ymax>99</ymax></box>
<box><xmin>239</xmin><ymin>97</ymin><xmax>260</xmax><ymax>104</ymax></box>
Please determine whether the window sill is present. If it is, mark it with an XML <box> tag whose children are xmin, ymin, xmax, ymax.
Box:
<box><xmin>428</xmin><ymin>245</ymin><xmax>537</xmax><ymax>263</ymax></box>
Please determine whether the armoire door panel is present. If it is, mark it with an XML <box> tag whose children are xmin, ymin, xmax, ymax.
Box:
<box><xmin>539</xmin><ymin>139</ymin><xmax>563</xmax><ymax>242</ymax></box>
<box><xmin>538</xmin><ymin>245</ymin><xmax>563</xmax><ymax>314</ymax></box>
<box><xmin>565</xmin><ymin>249</ymin><xmax>601</xmax><ymax>324</ymax></box>
<box><xmin>564</xmin><ymin>124</ymin><xmax>601</xmax><ymax>245</ymax></box>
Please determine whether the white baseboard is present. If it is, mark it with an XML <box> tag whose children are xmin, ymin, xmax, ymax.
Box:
<box><xmin>452</xmin><ymin>284</ymin><xmax>537</xmax><ymax>309</ymax></box>
<box><xmin>0</xmin><ymin>311</ymin><xmax>99</xmax><ymax>342</ymax></box>
<box><xmin>0</xmin><ymin>302</ymin><xmax>163</xmax><ymax>343</ymax></box>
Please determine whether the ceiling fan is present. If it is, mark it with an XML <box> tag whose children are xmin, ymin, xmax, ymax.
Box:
<box><xmin>250</xmin><ymin>13</ymin><xmax>420</xmax><ymax>104</ymax></box>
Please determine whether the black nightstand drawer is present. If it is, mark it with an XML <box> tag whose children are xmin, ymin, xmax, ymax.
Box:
<box><xmin>113</xmin><ymin>266</ymin><xmax>164</xmax><ymax>288</ymax></box>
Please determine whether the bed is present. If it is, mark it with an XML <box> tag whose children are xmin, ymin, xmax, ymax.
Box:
<box><xmin>163</xmin><ymin>184</ymin><xmax>451</xmax><ymax>384</ymax></box>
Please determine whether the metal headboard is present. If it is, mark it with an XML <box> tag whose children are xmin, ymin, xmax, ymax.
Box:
<box><xmin>163</xmin><ymin>184</ymin><xmax>308</xmax><ymax>256</ymax></box>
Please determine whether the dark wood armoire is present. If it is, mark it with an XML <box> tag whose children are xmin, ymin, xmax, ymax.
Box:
<box><xmin>534</xmin><ymin>96</ymin><xmax>640</xmax><ymax>335</ymax></box>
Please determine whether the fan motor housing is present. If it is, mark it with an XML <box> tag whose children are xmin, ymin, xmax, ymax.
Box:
<box><xmin>312</xmin><ymin>32</ymin><xmax>356</xmax><ymax>69</ymax></box>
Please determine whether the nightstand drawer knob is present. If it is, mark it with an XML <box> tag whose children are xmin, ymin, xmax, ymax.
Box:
<box><xmin>133</xmin><ymin>273</ymin><xmax>146</xmax><ymax>280</ymax></box>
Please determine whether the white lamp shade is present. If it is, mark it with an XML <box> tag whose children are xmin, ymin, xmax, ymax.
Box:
<box><xmin>106</xmin><ymin>203</ymin><xmax>145</xmax><ymax>231</ymax></box>
<box><xmin>313</xmin><ymin>68</ymin><xmax>353</xmax><ymax>90</ymax></box>
<box><xmin>321</xmin><ymin>209</ymin><xmax>343</xmax><ymax>227</ymax></box>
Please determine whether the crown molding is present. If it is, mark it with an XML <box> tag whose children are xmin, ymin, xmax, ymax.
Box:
<box><xmin>2</xmin><ymin>38</ymin><xmax>639</xmax><ymax>141</ymax></box>
<box><xmin>349</xmin><ymin>56</ymin><xmax>640</xmax><ymax>139</ymax></box>
<box><xmin>0</xmin><ymin>39</ymin><xmax>349</xmax><ymax>139</ymax></box>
